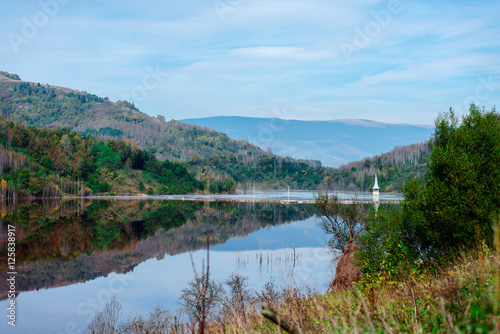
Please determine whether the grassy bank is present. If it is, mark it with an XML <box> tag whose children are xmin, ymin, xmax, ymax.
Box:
<box><xmin>86</xmin><ymin>246</ymin><xmax>499</xmax><ymax>333</ymax></box>
<box><xmin>202</xmin><ymin>250</ymin><xmax>499</xmax><ymax>333</ymax></box>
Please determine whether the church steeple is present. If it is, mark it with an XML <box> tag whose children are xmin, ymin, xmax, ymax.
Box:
<box><xmin>373</xmin><ymin>175</ymin><xmax>379</xmax><ymax>190</ymax></box>
<box><xmin>372</xmin><ymin>175</ymin><xmax>380</xmax><ymax>197</ymax></box>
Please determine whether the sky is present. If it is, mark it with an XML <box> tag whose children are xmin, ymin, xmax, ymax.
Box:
<box><xmin>1</xmin><ymin>0</ymin><xmax>499</xmax><ymax>125</ymax></box>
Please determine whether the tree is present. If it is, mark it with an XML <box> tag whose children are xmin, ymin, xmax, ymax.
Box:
<box><xmin>85</xmin><ymin>295</ymin><xmax>122</xmax><ymax>334</ymax></box>
<box><xmin>60</xmin><ymin>134</ymin><xmax>71</xmax><ymax>151</ymax></box>
<box><xmin>402</xmin><ymin>104</ymin><xmax>500</xmax><ymax>261</ymax></box>
<box><xmin>180</xmin><ymin>272</ymin><xmax>224</xmax><ymax>329</ymax></box>
<box><xmin>223</xmin><ymin>274</ymin><xmax>252</xmax><ymax>317</ymax></box>
<box><xmin>315</xmin><ymin>192</ymin><xmax>368</xmax><ymax>252</ymax></box>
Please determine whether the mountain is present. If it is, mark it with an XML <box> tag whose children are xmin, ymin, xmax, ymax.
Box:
<box><xmin>0</xmin><ymin>71</ymin><xmax>434</xmax><ymax>192</ymax></box>
<box><xmin>181</xmin><ymin>116</ymin><xmax>434</xmax><ymax>167</ymax></box>
<box><xmin>0</xmin><ymin>73</ymin><xmax>261</xmax><ymax>163</ymax></box>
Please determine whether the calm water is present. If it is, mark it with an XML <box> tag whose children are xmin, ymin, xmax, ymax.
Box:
<box><xmin>0</xmin><ymin>197</ymin><xmax>356</xmax><ymax>334</ymax></box>
<box><xmin>107</xmin><ymin>190</ymin><xmax>403</xmax><ymax>202</ymax></box>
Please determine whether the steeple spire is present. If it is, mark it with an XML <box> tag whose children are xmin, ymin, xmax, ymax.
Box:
<box><xmin>373</xmin><ymin>175</ymin><xmax>380</xmax><ymax>198</ymax></box>
<box><xmin>373</xmin><ymin>175</ymin><xmax>379</xmax><ymax>190</ymax></box>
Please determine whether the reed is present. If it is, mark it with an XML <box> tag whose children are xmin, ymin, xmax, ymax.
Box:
<box><xmin>87</xmin><ymin>242</ymin><xmax>499</xmax><ymax>333</ymax></box>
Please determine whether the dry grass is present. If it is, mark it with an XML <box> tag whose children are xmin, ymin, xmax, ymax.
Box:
<box><xmin>87</xmin><ymin>226</ymin><xmax>500</xmax><ymax>334</ymax></box>
<box><xmin>208</xmin><ymin>250</ymin><xmax>499</xmax><ymax>334</ymax></box>
<box><xmin>101</xmin><ymin>248</ymin><xmax>499</xmax><ymax>334</ymax></box>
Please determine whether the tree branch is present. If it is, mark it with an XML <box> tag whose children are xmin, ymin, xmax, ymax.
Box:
<box><xmin>261</xmin><ymin>303</ymin><xmax>303</xmax><ymax>334</ymax></box>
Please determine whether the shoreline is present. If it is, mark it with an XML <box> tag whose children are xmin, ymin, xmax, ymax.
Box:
<box><xmin>1</xmin><ymin>193</ymin><xmax>403</xmax><ymax>205</ymax></box>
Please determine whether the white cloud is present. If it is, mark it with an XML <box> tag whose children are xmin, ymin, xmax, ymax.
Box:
<box><xmin>354</xmin><ymin>53</ymin><xmax>500</xmax><ymax>86</ymax></box>
<box><xmin>229</xmin><ymin>46</ymin><xmax>330</xmax><ymax>61</ymax></box>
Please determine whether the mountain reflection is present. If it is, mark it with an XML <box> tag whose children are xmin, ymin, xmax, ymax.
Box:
<box><xmin>0</xmin><ymin>199</ymin><xmax>315</xmax><ymax>300</ymax></box>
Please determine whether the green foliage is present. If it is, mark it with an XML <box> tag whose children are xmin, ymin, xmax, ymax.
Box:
<box><xmin>81</xmin><ymin>127</ymin><xmax>124</xmax><ymax>137</ymax></box>
<box><xmin>0</xmin><ymin>117</ymin><xmax>205</xmax><ymax>197</ymax></box>
<box><xmin>355</xmin><ymin>105</ymin><xmax>500</xmax><ymax>284</ymax></box>
<box><xmin>93</xmin><ymin>142</ymin><xmax>120</xmax><ymax>169</ymax></box>
<box><xmin>356</xmin><ymin>206</ymin><xmax>411</xmax><ymax>280</ymax></box>
<box><xmin>402</xmin><ymin>104</ymin><xmax>500</xmax><ymax>261</ymax></box>
<box><xmin>0</xmin><ymin>71</ymin><xmax>21</xmax><ymax>80</ymax></box>
<box><xmin>188</xmin><ymin>154</ymin><xmax>326</xmax><ymax>190</ymax></box>
<box><xmin>142</xmin><ymin>155</ymin><xmax>204</xmax><ymax>194</ymax></box>
<box><xmin>207</xmin><ymin>174</ymin><xmax>236</xmax><ymax>193</ymax></box>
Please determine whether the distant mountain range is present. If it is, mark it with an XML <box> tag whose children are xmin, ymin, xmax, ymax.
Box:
<box><xmin>182</xmin><ymin>117</ymin><xmax>434</xmax><ymax>167</ymax></box>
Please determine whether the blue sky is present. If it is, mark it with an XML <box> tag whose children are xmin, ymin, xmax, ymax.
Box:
<box><xmin>1</xmin><ymin>0</ymin><xmax>499</xmax><ymax>125</ymax></box>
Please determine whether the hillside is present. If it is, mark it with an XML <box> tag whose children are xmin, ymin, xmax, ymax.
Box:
<box><xmin>0</xmin><ymin>72</ymin><xmax>331</xmax><ymax>190</ymax></box>
<box><xmin>0</xmin><ymin>71</ymin><xmax>434</xmax><ymax>192</ymax></box>
<box><xmin>320</xmin><ymin>141</ymin><xmax>431</xmax><ymax>193</ymax></box>
<box><xmin>182</xmin><ymin>116</ymin><xmax>434</xmax><ymax>167</ymax></box>
<box><xmin>0</xmin><ymin>73</ymin><xmax>260</xmax><ymax>162</ymax></box>
<box><xmin>0</xmin><ymin>116</ymin><xmax>204</xmax><ymax>198</ymax></box>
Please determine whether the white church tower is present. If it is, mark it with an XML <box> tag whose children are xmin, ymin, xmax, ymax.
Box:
<box><xmin>372</xmin><ymin>175</ymin><xmax>380</xmax><ymax>198</ymax></box>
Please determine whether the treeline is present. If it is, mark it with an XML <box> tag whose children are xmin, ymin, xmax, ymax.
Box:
<box><xmin>187</xmin><ymin>154</ymin><xmax>327</xmax><ymax>191</ymax></box>
<box><xmin>0</xmin><ymin>116</ymin><xmax>203</xmax><ymax>198</ymax></box>
<box><xmin>323</xmin><ymin>141</ymin><xmax>431</xmax><ymax>192</ymax></box>
<box><xmin>0</xmin><ymin>71</ymin><xmax>20</xmax><ymax>81</ymax></box>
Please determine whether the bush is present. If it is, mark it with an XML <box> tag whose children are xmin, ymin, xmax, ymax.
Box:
<box><xmin>403</xmin><ymin>104</ymin><xmax>500</xmax><ymax>262</ymax></box>
<box><xmin>356</xmin><ymin>206</ymin><xmax>411</xmax><ymax>279</ymax></box>
<box><xmin>357</xmin><ymin>105</ymin><xmax>500</xmax><ymax>278</ymax></box>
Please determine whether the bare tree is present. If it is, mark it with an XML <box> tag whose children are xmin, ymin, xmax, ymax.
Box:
<box><xmin>119</xmin><ymin>305</ymin><xmax>173</xmax><ymax>333</ymax></box>
<box><xmin>180</xmin><ymin>232</ymin><xmax>224</xmax><ymax>334</ymax></box>
<box><xmin>222</xmin><ymin>274</ymin><xmax>253</xmax><ymax>318</ymax></box>
<box><xmin>179</xmin><ymin>272</ymin><xmax>224</xmax><ymax>330</ymax></box>
<box><xmin>85</xmin><ymin>295</ymin><xmax>122</xmax><ymax>334</ymax></box>
<box><xmin>314</xmin><ymin>192</ymin><xmax>368</xmax><ymax>252</ymax></box>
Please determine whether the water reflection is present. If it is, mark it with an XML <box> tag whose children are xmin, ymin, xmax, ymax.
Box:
<box><xmin>0</xmin><ymin>199</ymin><xmax>316</xmax><ymax>301</ymax></box>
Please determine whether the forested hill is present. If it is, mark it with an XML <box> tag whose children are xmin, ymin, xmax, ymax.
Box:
<box><xmin>0</xmin><ymin>73</ymin><xmax>321</xmax><ymax>166</ymax></box>
<box><xmin>323</xmin><ymin>141</ymin><xmax>431</xmax><ymax>193</ymax></box>
<box><xmin>0</xmin><ymin>71</ymin><xmax>432</xmax><ymax>192</ymax></box>
<box><xmin>0</xmin><ymin>72</ymin><xmax>333</xmax><ymax>189</ymax></box>
<box><xmin>0</xmin><ymin>116</ymin><xmax>204</xmax><ymax>199</ymax></box>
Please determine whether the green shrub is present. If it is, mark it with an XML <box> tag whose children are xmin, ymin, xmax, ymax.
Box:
<box><xmin>403</xmin><ymin>104</ymin><xmax>500</xmax><ymax>262</ymax></box>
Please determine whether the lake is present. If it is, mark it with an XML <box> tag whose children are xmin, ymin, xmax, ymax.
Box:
<box><xmin>0</xmin><ymin>192</ymin><xmax>400</xmax><ymax>333</ymax></box>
